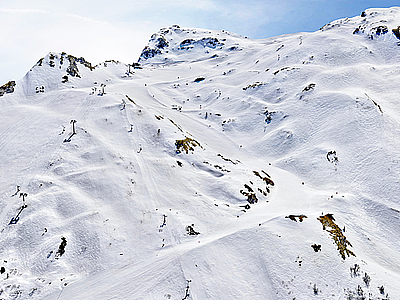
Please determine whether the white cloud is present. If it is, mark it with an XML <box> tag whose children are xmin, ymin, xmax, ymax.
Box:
<box><xmin>63</xmin><ymin>13</ymin><xmax>112</xmax><ymax>26</ymax></box>
<box><xmin>0</xmin><ymin>8</ymin><xmax>48</xmax><ymax>14</ymax></box>
<box><xmin>169</xmin><ymin>0</ymin><xmax>218</xmax><ymax>10</ymax></box>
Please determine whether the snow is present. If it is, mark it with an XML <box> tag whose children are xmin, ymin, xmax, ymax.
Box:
<box><xmin>0</xmin><ymin>7</ymin><xmax>400</xmax><ymax>299</ymax></box>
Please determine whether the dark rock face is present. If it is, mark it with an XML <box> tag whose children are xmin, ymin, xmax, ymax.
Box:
<box><xmin>155</xmin><ymin>37</ymin><xmax>169</xmax><ymax>49</ymax></box>
<box><xmin>139</xmin><ymin>26</ymin><xmax>225</xmax><ymax>62</ymax></box>
<box><xmin>374</xmin><ymin>25</ymin><xmax>388</xmax><ymax>35</ymax></box>
<box><xmin>180</xmin><ymin>39</ymin><xmax>196</xmax><ymax>49</ymax></box>
<box><xmin>393</xmin><ymin>26</ymin><xmax>400</xmax><ymax>39</ymax></box>
<box><xmin>0</xmin><ymin>81</ymin><xmax>16</xmax><ymax>97</ymax></box>
<box><xmin>55</xmin><ymin>237</ymin><xmax>67</xmax><ymax>259</ymax></box>
<box><xmin>180</xmin><ymin>37</ymin><xmax>224</xmax><ymax>49</ymax></box>
<box><xmin>353</xmin><ymin>24</ymin><xmax>389</xmax><ymax>38</ymax></box>
<box><xmin>139</xmin><ymin>46</ymin><xmax>162</xmax><ymax>60</ymax></box>
<box><xmin>66</xmin><ymin>55</ymin><xmax>81</xmax><ymax>78</ymax></box>
<box><xmin>139</xmin><ymin>33</ymin><xmax>169</xmax><ymax>61</ymax></box>
<box><xmin>198</xmin><ymin>37</ymin><xmax>224</xmax><ymax>48</ymax></box>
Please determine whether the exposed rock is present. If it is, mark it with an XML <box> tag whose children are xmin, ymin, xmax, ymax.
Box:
<box><xmin>55</xmin><ymin>237</ymin><xmax>67</xmax><ymax>259</ymax></box>
<box><xmin>180</xmin><ymin>37</ymin><xmax>224</xmax><ymax>49</ymax></box>
<box><xmin>139</xmin><ymin>46</ymin><xmax>162</xmax><ymax>60</ymax></box>
<box><xmin>393</xmin><ymin>26</ymin><xmax>400</xmax><ymax>39</ymax></box>
<box><xmin>0</xmin><ymin>81</ymin><xmax>16</xmax><ymax>97</ymax></box>
<box><xmin>186</xmin><ymin>224</ymin><xmax>200</xmax><ymax>235</ymax></box>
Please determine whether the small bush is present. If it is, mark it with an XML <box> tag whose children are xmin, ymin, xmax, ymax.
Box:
<box><xmin>175</xmin><ymin>137</ymin><xmax>201</xmax><ymax>154</ymax></box>
<box><xmin>242</xmin><ymin>82</ymin><xmax>265</xmax><ymax>90</ymax></box>
<box><xmin>350</xmin><ymin>264</ymin><xmax>360</xmax><ymax>277</ymax></box>
<box><xmin>363</xmin><ymin>272</ymin><xmax>371</xmax><ymax>287</ymax></box>
<box><xmin>55</xmin><ymin>237</ymin><xmax>67</xmax><ymax>259</ymax></box>
<box><xmin>286</xmin><ymin>215</ymin><xmax>308</xmax><ymax>222</ymax></box>
<box><xmin>302</xmin><ymin>83</ymin><xmax>316</xmax><ymax>92</ymax></box>
<box><xmin>186</xmin><ymin>225</ymin><xmax>200</xmax><ymax>235</ymax></box>
<box><xmin>311</xmin><ymin>244</ymin><xmax>321</xmax><ymax>252</ymax></box>
<box><xmin>318</xmin><ymin>214</ymin><xmax>355</xmax><ymax>259</ymax></box>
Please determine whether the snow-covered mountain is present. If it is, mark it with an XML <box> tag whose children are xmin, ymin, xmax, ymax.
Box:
<box><xmin>1</xmin><ymin>7</ymin><xmax>400</xmax><ymax>299</ymax></box>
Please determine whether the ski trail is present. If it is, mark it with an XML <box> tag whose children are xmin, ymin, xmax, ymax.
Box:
<box><xmin>0</xmin><ymin>114</ymin><xmax>41</xmax><ymax>153</ymax></box>
<box><xmin>45</xmin><ymin>253</ymin><xmax>183</xmax><ymax>299</ymax></box>
<box><xmin>0</xmin><ymin>92</ymin><xmax>100</xmax><ymax>231</ymax></box>
<box><xmin>119</xmin><ymin>94</ymin><xmax>188</xmax><ymax>278</ymax></box>
<box><xmin>0</xmin><ymin>91</ymin><xmax>73</xmax><ymax>153</ymax></box>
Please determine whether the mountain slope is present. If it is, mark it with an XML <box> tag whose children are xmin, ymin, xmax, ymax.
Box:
<box><xmin>1</xmin><ymin>7</ymin><xmax>400</xmax><ymax>299</ymax></box>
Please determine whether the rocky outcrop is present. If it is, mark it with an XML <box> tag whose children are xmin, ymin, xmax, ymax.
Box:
<box><xmin>138</xmin><ymin>25</ymin><xmax>226</xmax><ymax>63</ymax></box>
<box><xmin>0</xmin><ymin>81</ymin><xmax>16</xmax><ymax>97</ymax></box>
<box><xmin>179</xmin><ymin>37</ymin><xmax>224</xmax><ymax>49</ymax></box>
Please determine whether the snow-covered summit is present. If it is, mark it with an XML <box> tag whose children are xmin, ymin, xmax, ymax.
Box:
<box><xmin>321</xmin><ymin>6</ymin><xmax>400</xmax><ymax>41</ymax></box>
<box><xmin>2</xmin><ymin>52</ymin><xmax>128</xmax><ymax>99</ymax></box>
<box><xmin>138</xmin><ymin>25</ymin><xmax>248</xmax><ymax>64</ymax></box>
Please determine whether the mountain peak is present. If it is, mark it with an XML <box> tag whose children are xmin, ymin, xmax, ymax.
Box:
<box><xmin>31</xmin><ymin>52</ymin><xmax>96</xmax><ymax>76</ymax></box>
<box><xmin>321</xmin><ymin>6</ymin><xmax>400</xmax><ymax>42</ymax></box>
<box><xmin>138</xmin><ymin>25</ymin><xmax>247</xmax><ymax>64</ymax></box>
<box><xmin>3</xmin><ymin>52</ymin><xmax>126</xmax><ymax>98</ymax></box>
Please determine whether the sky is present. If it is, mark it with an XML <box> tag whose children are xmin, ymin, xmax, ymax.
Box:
<box><xmin>0</xmin><ymin>0</ymin><xmax>399</xmax><ymax>85</ymax></box>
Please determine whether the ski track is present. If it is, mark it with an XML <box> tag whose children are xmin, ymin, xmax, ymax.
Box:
<box><xmin>0</xmin><ymin>91</ymin><xmax>101</xmax><ymax>231</ymax></box>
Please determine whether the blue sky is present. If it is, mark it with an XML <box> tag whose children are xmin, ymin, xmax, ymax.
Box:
<box><xmin>0</xmin><ymin>0</ymin><xmax>399</xmax><ymax>85</ymax></box>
